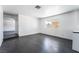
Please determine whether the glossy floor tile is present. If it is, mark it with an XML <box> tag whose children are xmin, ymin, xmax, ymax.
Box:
<box><xmin>0</xmin><ymin>33</ymin><xmax>78</xmax><ymax>53</ymax></box>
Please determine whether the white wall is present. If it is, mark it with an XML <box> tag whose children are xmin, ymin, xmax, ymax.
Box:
<box><xmin>19</xmin><ymin>14</ymin><xmax>39</xmax><ymax>36</ymax></box>
<box><xmin>0</xmin><ymin>6</ymin><xmax>3</xmax><ymax>46</ymax></box>
<box><xmin>16</xmin><ymin>9</ymin><xmax>79</xmax><ymax>40</ymax></box>
<box><xmin>73</xmin><ymin>10</ymin><xmax>79</xmax><ymax>32</ymax></box>
<box><xmin>40</xmin><ymin>11</ymin><xmax>76</xmax><ymax>40</ymax></box>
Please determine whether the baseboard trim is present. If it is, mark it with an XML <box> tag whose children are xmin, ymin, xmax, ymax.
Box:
<box><xmin>40</xmin><ymin>33</ymin><xmax>72</xmax><ymax>40</ymax></box>
<box><xmin>18</xmin><ymin>33</ymin><xmax>40</xmax><ymax>38</ymax></box>
<box><xmin>17</xmin><ymin>33</ymin><xmax>72</xmax><ymax>40</ymax></box>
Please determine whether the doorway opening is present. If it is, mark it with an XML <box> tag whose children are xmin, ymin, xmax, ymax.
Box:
<box><xmin>3</xmin><ymin>13</ymin><xmax>19</xmax><ymax>40</ymax></box>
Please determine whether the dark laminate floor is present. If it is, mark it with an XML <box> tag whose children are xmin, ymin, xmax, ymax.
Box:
<box><xmin>0</xmin><ymin>33</ymin><xmax>78</xmax><ymax>53</ymax></box>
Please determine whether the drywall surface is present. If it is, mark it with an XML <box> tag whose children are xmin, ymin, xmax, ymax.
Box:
<box><xmin>73</xmin><ymin>10</ymin><xmax>79</xmax><ymax>32</ymax></box>
<box><xmin>40</xmin><ymin>12</ymin><xmax>75</xmax><ymax>40</ymax></box>
<box><xmin>0</xmin><ymin>6</ymin><xmax>3</xmax><ymax>46</ymax></box>
<box><xmin>19</xmin><ymin>14</ymin><xmax>39</xmax><ymax>36</ymax></box>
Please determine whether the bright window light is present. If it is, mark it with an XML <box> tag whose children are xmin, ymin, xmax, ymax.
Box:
<box><xmin>45</xmin><ymin>21</ymin><xmax>51</xmax><ymax>25</ymax></box>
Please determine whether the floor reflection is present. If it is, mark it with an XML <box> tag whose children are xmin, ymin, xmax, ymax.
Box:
<box><xmin>42</xmin><ymin>37</ymin><xmax>60</xmax><ymax>52</ymax></box>
<box><xmin>0</xmin><ymin>33</ymin><xmax>78</xmax><ymax>53</ymax></box>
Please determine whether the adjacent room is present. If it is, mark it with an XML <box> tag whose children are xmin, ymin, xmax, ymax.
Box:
<box><xmin>0</xmin><ymin>5</ymin><xmax>79</xmax><ymax>53</ymax></box>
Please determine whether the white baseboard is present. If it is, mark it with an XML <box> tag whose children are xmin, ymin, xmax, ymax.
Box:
<box><xmin>19</xmin><ymin>32</ymin><xmax>40</xmax><ymax>37</ymax></box>
<box><xmin>40</xmin><ymin>32</ymin><xmax>72</xmax><ymax>40</ymax></box>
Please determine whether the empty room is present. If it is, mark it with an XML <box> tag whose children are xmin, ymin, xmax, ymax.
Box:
<box><xmin>0</xmin><ymin>5</ymin><xmax>79</xmax><ymax>53</ymax></box>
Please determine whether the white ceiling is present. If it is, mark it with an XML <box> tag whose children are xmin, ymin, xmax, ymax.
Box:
<box><xmin>2</xmin><ymin>5</ymin><xmax>79</xmax><ymax>18</ymax></box>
